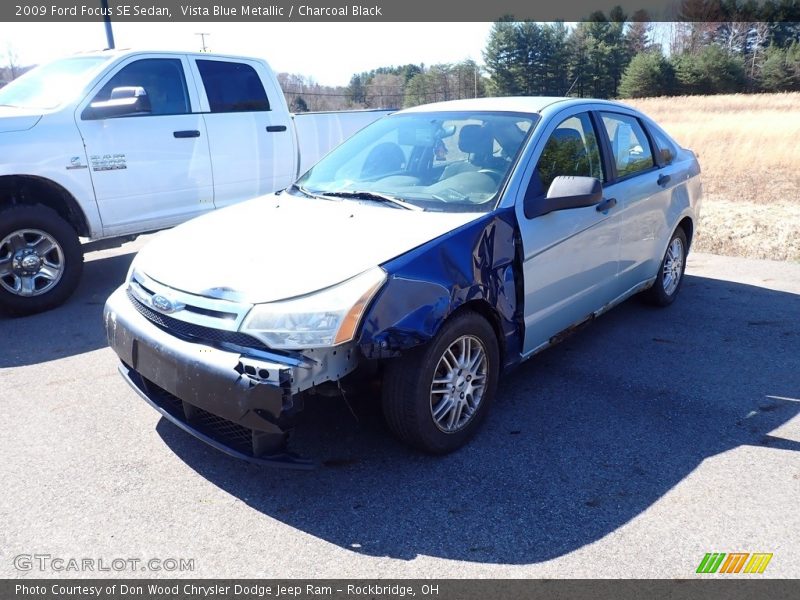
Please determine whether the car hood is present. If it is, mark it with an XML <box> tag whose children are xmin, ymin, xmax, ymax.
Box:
<box><xmin>135</xmin><ymin>194</ymin><xmax>481</xmax><ymax>304</ymax></box>
<box><xmin>0</xmin><ymin>107</ymin><xmax>42</xmax><ymax>133</ymax></box>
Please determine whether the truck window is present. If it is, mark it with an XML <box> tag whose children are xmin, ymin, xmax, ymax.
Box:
<box><xmin>196</xmin><ymin>60</ymin><xmax>270</xmax><ymax>113</ymax></box>
<box><xmin>89</xmin><ymin>58</ymin><xmax>190</xmax><ymax>116</ymax></box>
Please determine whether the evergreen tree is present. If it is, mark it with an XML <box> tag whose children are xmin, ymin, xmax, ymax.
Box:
<box><xmin>483</xmin><ymin>20</ymin><xmax>521</xmax><ymax>96</ymax></box>
<box><xmin>760</xmin><ymin>41</ymin><xmax>800</xmax><ymax>91</ymax></box>
<box><xmin>346</xmin><ymin>74</ymin><xmax>366</xmax><ymax>105</ymax></box>
<box><xmin>618</xmin><ymin>51</ymin><xmax>674</xmax><ymax>97</ymax></box>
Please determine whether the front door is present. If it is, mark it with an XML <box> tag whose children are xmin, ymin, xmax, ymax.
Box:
<box><xmin>515</xmin><ymin>110</ymin><xmax>622</xmax><ymax>356</ymax></box>
<box><xmin>76</xmin><ymin>55</ymin><xmax>214</xmax><ymax>236</ymax></box>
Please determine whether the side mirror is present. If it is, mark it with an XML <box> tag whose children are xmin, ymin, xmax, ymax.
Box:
<box><xmin>82</xmin><ymin>86</ymin><xmax>151</xmax><ymax>120</ymax></box>
<box><xmin>524</xmin><ymin>175</ymin><xmax>603</xmax><ymax>219</ymax></box>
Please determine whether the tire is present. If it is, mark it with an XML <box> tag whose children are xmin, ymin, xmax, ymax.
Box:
<box><xmin>642</xmin><ymin>227</ymin><xmax>688</xmax><ymax>307</ymax></box>
<box><xmin>0</xmin><ymin>205</ymin><xmax>83</xmax><ymax>316</ymax></box>
<box><xmin>381</xmin><ymin>310</ymin><xmax>500</xmax><ymax>454</ymax></box>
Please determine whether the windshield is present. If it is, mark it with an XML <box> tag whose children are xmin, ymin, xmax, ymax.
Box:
<box><xmin>0</xmin><ymin>56</ymin><xmax>111</xmax><ymax>110</ymax></box>
<box><xmin>295</xmin><ymin>111</ymin><xmax>537</xmax><ymax>212</ymax></box>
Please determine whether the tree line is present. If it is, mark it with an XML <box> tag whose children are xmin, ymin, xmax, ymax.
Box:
<box><xmin>281</xmin><ymin>7</ymin><xmax>800</xmax><ymax>109</ymax></box>
<box><xmin>3</xmin><ymin>9</ymin><xmax>798</xmax><ymax>104</ymax></box>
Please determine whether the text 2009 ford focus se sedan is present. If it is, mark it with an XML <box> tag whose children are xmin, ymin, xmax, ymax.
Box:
<box><xmin>104</xmin><ymin>97</ymin><xmax>702</xmax><ymax>467</ymax></box>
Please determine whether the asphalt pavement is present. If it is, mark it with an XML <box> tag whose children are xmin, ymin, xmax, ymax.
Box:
<box><xmin>1</xmin><ymin>235</ymin><xmax>798</xmax><ymax>578</ymax></box>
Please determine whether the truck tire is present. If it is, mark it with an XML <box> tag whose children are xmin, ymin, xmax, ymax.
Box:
<box><xmin>381</xmin><ymin>310</ymin><xmax>500</xmax><ymax>454</ymax></box>
<box><xmin>0</xmin><ymin>205</ymin><xmax>83</xmax><ymax>316</ymax></box>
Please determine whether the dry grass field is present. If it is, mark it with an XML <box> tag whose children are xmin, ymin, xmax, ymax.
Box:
<box><xmin>627</xmin><ymin>93</ymin><xmax>800</xmax><ymax>262</ymax></box>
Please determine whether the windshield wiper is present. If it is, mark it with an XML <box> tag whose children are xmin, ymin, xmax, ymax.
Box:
<box><xmin>320</xmin><ymin>190</ymin><xmax>422</xmax><ymax>211</ymax></box>
<box><xmin>288</xmin><ymin>183</ymin><xmax>326</xmax><ymax>199</ymax></box>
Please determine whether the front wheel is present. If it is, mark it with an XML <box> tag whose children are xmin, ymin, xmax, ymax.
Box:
<box><xmin>0</xmin><ymin>205</ymin><xmax>83</xmax><ymax>316</ymax></box>
<box><xmin>381</xmin><ymin>310</ymin><xmax>500</xmax><ymax>454</ymax></box>
<box><xmin>642</xmin><ymin>227</ymin><xmax>688</xmax><ymax>307</ymax></box>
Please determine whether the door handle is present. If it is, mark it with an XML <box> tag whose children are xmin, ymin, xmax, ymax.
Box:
<box><xmin>657</xmin><ymin>173</ymin><xmax>671</xmax><ymax>186</ymax></box>
<box><xmin>173</xmin><ymin>130</ymin><xmax>200</xmax><ymax>138</ymax></box>
<box><xmin>266</xmin><ymin>125</ymin><xmax>287</xmax><ymax>133</ymax></box>
<box><xmin>596</xmin><ymin>197</ymin><xmax>617</xmax><ymax>213</ymax></box>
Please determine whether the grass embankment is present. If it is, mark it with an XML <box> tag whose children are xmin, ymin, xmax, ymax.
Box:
<box><xmin>627</xmin><ymin>93</ymin><xmax>800</xmax><ymax>262</ymax></box>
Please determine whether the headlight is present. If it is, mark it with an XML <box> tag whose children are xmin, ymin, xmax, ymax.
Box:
<box><xmin>125</xmin><ymin>260</ymin><xmax>139</xmax><ymax>284</ymax></box>
<box><xmin>240</xmin><ymin>267</ymin><xmax>386</xmax><ymax>350</ymax></box>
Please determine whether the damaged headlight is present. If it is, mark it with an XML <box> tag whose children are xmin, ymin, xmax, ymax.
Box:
<box><xmin>240</xmin><ymin>267</ymin><xmax>387</xmax><ymax>350</ymax></box>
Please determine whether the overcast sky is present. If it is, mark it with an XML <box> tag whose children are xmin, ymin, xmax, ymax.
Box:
<box><xmin>0</xmin><ymin>22</ymin><xmax>494</xmax><ymax>86</ymax></box>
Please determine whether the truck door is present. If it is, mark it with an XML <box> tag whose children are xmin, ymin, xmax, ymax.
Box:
<box><xmin>514</xmin><ymin>109</ymin><xmax>623</xmax><ymax>356</ymax></box>
<box><xmin>76</xmin><ymin>55</ymin><xmax>214</xmax><ymax>236</ymax></box>
<box><xmin>189</xmin><ymin>57</ymin><xmax>296</xmax><ymax>209</ymax></box>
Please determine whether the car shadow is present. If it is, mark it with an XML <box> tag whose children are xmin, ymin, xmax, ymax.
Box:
<box><xmin>0</xmin><ymin>250</ymin><xmax>135</xmax><ymax>368</ymax></box>
<box><xmin>156</xmin><ymin>273</ymin><xmax>800</xmax><ymax>564</ymax></box>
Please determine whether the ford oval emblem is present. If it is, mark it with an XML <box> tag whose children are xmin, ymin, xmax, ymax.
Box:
<box><xmin>151</xmin><ymin>294</ymin><xmax>178</xmax><ymax>314</ymax></box>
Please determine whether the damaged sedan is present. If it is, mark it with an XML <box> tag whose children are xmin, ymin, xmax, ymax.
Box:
<box><xmin>104</xmin><ymin>97</ymin><xmax>702</xmax><ymax>467</ymax></box>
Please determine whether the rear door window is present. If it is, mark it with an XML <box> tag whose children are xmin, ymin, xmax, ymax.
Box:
<box><xmin>599</xmin><ymin>112</ymin><xmax>655</xmax><ymax>178</ymax></box>
<box><xmin>196</xmin><ymin>60</ymin><xmax>270</xmax><ymax>113</ymax></box>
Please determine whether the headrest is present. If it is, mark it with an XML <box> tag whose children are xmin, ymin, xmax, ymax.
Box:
<box><xmin>458</xmin><ymin>125</ymin><xmax>493</xmax><ymax>155</ymax></box>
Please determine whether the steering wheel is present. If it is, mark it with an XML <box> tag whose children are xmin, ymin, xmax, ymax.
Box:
<box><xmin>477</xmin><ymin>168</ymin><xmax>504</xmax><ymax>184</ymax></box>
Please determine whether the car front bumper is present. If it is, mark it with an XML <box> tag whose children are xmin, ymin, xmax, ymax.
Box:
<box><xmin>104</xmin><ymin>285</ymin><xmax>357</xmax><ymax>469</ymax></box>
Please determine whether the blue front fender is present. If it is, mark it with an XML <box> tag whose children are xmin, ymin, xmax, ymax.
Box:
<box><xmin>357</xmin><ymin>207</ymin><xmax>524</xmax><ymax>371</ymax></box>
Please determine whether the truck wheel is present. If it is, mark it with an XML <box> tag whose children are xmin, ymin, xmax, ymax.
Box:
<box><xmin>0</xmin><ymin>205</ymin><xmax>83</xmax><ymax>316</ymax></box>
<box><xmin>382</xmin><ymin>310</ymin><xmax>500</xmax><ymax>454</ymax></box>
<box><xmin>642</xmin><ymin>227</ymin><xmax>688</xmax><ymax>307</ymax></box>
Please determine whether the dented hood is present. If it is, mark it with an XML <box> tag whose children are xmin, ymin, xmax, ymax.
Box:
<box><xmin>135</xmin><ymin>194</ymin><xmax>480</xmax><ymax>304</ymax></box>
<box><xmin>0</xmin><ymin>107</ymin><xmax>42</xmax><ymax>133</ymax></box>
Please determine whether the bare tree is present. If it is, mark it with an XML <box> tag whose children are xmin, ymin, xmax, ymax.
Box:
<box><xmin>5</xmin><ymin>43</ymin><xmax>19</xmax><ymax>80</ymax></box>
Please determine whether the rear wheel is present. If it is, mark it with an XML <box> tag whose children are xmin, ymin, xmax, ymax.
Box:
<box><xmin>642</xmin><ymin>227</ymin><xmax>688</xmax><ymax>307</ymax></box>
<box><xmin>0</xmin><ymin>205</ymin><xmax>83</xmax><ymax>316</ymax></box>
<box><xmin>381</xmin><ymin>310</ymin><xmax>500</xmax><ymax>454</ymax></box>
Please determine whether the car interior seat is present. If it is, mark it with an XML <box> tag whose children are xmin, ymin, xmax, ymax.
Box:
<box><xmin>361</xmin><ymin>142</ymin><xmax>406</xmax><ymax>179</ymax></box>
<box><xmin>442</xmin><ymin>124</ymin><xmax>496</xmax><ymax>179</ymax></box>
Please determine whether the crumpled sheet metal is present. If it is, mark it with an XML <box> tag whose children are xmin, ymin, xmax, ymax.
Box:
<box><xmin>358</xmin><ymin>208</ymin><xmax>523</xmax><ymax>370</ymax></box>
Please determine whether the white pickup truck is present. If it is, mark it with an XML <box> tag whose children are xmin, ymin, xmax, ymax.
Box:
<box><xmin>0</xmin><ymin>50</ymin><xmax>389</xmax><ymax>315</ymax></box>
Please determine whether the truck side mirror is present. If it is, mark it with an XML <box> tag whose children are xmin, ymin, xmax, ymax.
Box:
<box><xmin>524</xmin><ymin>175</ymin><xmax>603</xmax><ymax>219</ymax></box>
<box><xmin>82</xmin><ymin>86</ymin><xmax>151</xmax><ymax>120</ymax></box>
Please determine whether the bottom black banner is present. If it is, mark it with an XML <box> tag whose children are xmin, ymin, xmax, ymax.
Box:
<box><xmin>2</xmin><ymin>579</ymin><xmax>799</xmax><ymax>600</ymax></box>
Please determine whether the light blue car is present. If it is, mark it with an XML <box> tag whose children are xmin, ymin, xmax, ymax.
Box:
<box><xmin>104</xmin><ymin>97</ymin><xmax>702</xmax><ymax>467</ymax></box>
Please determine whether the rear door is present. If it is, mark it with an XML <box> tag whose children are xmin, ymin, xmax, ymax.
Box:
<box><xmin>515</xmin><ymin>108</ymin><xmax>622</xmax><ymax>356</ymax></box>
<box><xmin>189</xmin><ymin>57</ymin><xmax>296</xmax><ymax>209</ymax></box>
<box><xmin>597</xmin><ymin>111</ymin><xmax>680</xmax><ymax>290</ymax></box>
<box><xmin>76</xmin><ymin>54</ymin><xmax>214</xmax><ymax>236</ymax></box>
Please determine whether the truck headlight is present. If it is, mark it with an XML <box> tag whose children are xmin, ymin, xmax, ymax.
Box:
<box><xmin>240</xmin><ymin>267</ymin><xmax>386</xmax><ymax>350</ymax></box>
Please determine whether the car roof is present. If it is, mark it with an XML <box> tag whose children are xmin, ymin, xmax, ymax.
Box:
<box><xmin>397</xmin><ymin>96</ymin><xmax>636</xmax><ymax>116</ymax></box>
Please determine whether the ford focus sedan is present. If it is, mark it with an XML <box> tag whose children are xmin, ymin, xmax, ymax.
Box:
<box><xmin>104</xmin><ymin>97</ymin><xmax>701</xmax><ymax>467</ymax></box>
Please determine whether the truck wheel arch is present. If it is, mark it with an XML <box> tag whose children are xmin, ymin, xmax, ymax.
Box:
<box><xmin>0</xmin><ymin>175</ymin><xmax>91</xmax><ymax>238</ymax></box>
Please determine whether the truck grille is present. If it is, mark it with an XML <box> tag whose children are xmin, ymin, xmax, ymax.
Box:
<box><xmin>126</xmin><ymin>288</ymin><xmax>270</xmax><ymax>351</ymax></box>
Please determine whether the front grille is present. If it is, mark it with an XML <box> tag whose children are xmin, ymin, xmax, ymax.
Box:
<box><xmin>140</xmin><ymin>374</ymin><xmax>255</xmax><ymax>456</ymax></box>
<box><xmin>192</xmin><ymin>406</ymin><xmax>254</xmax><ymax>455</ymax></box>
<box><xmin>126</xmin><ymin>288</ymin><xmax>269</xmax><ymax>351</ymax></box>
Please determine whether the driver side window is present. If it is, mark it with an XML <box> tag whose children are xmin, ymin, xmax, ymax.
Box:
<box><xmin>91</xmin><ymin>58</ymin><xmax>190</xmax><ymax>116</ymax></box>
<box><xmin>535</xmin><ymin>113</ymin><xmax>604</xmax><ymax>193</ymax></box>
